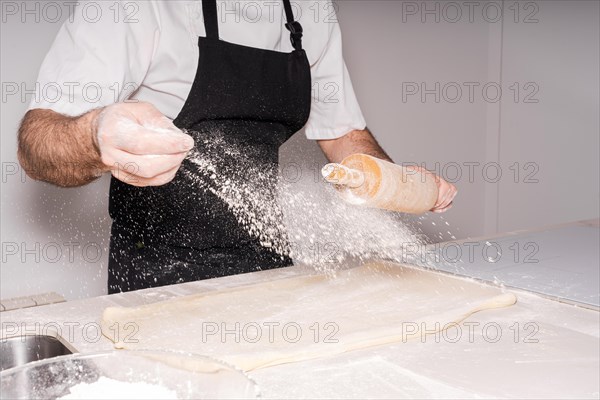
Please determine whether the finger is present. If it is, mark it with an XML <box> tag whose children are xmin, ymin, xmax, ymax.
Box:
<box><xmin>111</xmin><ymin>166</ymin><xmax>142</xmax><ymax>186</ymax></box>
<box><xmin>440</xmin><ymin>185</ymin><xmax>456</xmax><ymax>208</ymax></box>
<box><xmin>437</xmin><ymin>199</ymin><xmax>455</xmax><ymax>212</ymax></box>
<box><xmin>108</xmin><ymin>149</ymin><xmax>188</xmax><ymax>179</ymax></box>
<box><xmin>112</xmin><ymin>124</ymin><xmax>194</xmax><ymax>155</ymax></box>
<box><xmin>433</xmin><ymin>195</ymin><xmax>444</xmax><ymax>208</ymax></box>
<box><xmin>128</xmin><ymin>102</ymin><xmax>180</xmax><ymax>131</ymax></box>
<box><xmin>431</xmin><ymin>184</ymin><xmax>456</xmax><ymax>211</ymax></box>
<box><xmin>434</xmin><ymin>183</ymin><xmax>451</xmax><ymax>208</ymax></box>
<box><xmin>112</xmin><ymin>164</ymin><xmax>180</xmax><ymax>187</ymax></box>
<box><xmin>432</xmin><ymin>176</ymin><xmax>452</xmax><ymax>207</ymax></box>
<box><xmin>126</xmin><ymin>101</ymin><xmax>164</xmax><ymax>121</ymax></box>
<box><xmin>143</xmin><ymin>112</ymin><xmax>181</xmax><ymax>133</ymax></box>
<box><xmin>433</xmin><ymin>201</ymin><xmax>454</xmax><ymax>213</ymax></box>
<box><xmin>438</xmin><ymin>187</ymin><xmax>458</xmax><ymax>210</ymax></box>
<box><xmin>437</xmin><ymin>188</ymin><xmax>454</xmax><ymax>209</ymax></box>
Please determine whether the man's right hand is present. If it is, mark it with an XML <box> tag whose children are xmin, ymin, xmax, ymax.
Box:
<box><xmin>94</xmin><ymin>102</ymin><xmax>194</xmax><ymax>187</ymax></box>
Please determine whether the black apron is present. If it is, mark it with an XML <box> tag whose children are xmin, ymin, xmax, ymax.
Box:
<box><xmin>107</xmin><ymin>0</ymin><xmax>311</xmax><ymax>293</ymax></box>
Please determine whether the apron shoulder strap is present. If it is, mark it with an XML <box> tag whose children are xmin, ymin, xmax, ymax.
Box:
<box><xmin>282</xmin><ymin>0</ymin><xmax>303</xmax><ymax>51</ymax></box>
<box><xmin>202</xmin><ymin>0</ymin><xmax>303</xmax><ymax>50</ymax></box>
<box><xmin>202</xmin><ymin>0</ymin><xmax>219</xmax><ymax>39</ymax></box>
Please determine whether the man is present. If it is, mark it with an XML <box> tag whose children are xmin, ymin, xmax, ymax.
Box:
<box><xmin>18</xmin><ymin>1</ymin><xmax>457</xmax><ymax>292</ymax></box>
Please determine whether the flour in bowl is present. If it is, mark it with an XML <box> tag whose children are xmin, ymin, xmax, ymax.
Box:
<box><xmin>59</xmin><ymin>377</ymin><xmax>177</xmax><ymax>399</ymax></box>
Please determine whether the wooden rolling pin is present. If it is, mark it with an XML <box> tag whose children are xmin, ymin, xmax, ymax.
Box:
<box><xmin>321</xmin><ymin>154</ymin><xmax>439</xmax><ymax>214</ymax></box>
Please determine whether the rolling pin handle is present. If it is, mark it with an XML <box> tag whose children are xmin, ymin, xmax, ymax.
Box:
<box><xmin>322</xmin><ymin>163</ymin><xmax>365</xmax><ymax>188</ymax></box>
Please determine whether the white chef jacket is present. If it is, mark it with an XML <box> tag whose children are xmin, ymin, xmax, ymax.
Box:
<box><xmin>28</xmin><ymin>0</ymin><xmax>366</xmax><ymax>140</ymax></box>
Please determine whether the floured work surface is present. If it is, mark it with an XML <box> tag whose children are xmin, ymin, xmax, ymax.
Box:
<box><xmin>101</xmin><ymin>262</ymin><xmax>516</xmax><ymax>371</ymax></box>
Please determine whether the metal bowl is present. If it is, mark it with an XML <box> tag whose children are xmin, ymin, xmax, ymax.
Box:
<box><xmin>0</xmin><ymin>350</ymin><xmax>259</xmax><ymax>399</ymax></box>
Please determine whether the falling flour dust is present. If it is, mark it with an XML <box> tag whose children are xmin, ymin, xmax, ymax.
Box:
<box><xmin>181</xmin><ymin>129</ymin><xmax>432</xmax><ymax>273</ymax></box>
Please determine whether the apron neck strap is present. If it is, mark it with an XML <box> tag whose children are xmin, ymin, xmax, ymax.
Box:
<box><xmin>282</xmin><ymin>0</ymin><xmax>303</xmax><ymax>51</ymax></box>
<box><xmin>202</xmin><ymin>0</ymin><xmax>303</xmax><ymax>51</ymax></box>
<box><xmin>202</xmin><ymin>0</ymin><xmax>219</xmax><ymax>39</ymax></box>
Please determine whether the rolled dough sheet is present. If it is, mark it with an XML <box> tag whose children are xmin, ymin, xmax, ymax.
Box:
<box><xmin>101</xmin><ymin>262</ymin><xmax>516</xmax><ymax>371</ymax></box>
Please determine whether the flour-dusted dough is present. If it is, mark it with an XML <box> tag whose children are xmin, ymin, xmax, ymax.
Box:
<box><xmin>101</xmin><ymin>263</ymin><xmax>516</xmax><ymax>371</ymax></box>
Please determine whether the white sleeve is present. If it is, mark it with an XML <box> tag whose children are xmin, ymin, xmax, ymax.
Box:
<box><xmin>303</xmin><ymin>8</ymin><xmax>367</xmax><ymax>140</ymax></box>
<box><xmin>28</xmin><ymin>0</ymin><xmax>158</xmax><ymax>117</ymax></box>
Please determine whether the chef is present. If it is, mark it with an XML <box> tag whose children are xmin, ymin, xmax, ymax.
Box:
<box><xmin>18</xmin><ymin>0</ymin><xmax>457</xmax><ymax>293</ymax></box>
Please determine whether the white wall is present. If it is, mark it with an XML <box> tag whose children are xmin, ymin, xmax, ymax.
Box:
<box><xmin>1</xmin><ymin>8</ymin><xmax>112</xmax><ymax>300</ymax></box>
<box><xmin>2</xmin><ymin>1</ymin><xmax>599</xmax><ymax>301</ymax></box>
<box><xmin>334</xmin><ymin>0</ymin><xmax>494</xmax><ymax>241</ymax></box>
<box><xmin>497</xmin><ymin>0</ymin><xmax>600</xmax><ymax>232</ymax></box>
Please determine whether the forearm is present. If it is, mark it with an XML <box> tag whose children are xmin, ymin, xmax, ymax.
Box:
<box><xmin>317</xmin><ymin>128</ymin><xmax>392</xmax><ymax>163</ymax></box>
<box><xmin>18</xmin><ymin>108</ymin><xmax>106</xmax><ymax>187</ymax></box>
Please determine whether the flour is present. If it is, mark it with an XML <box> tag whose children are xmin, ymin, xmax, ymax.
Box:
<box><xmin>59</xmin><ymin>377</ymin><xmax>177</xmax><ymax>399</ymax></box>
<box><xmin>182</xmin><ymin>130</ymin><xmax>429</xmax><ymax>273</ymax></box>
